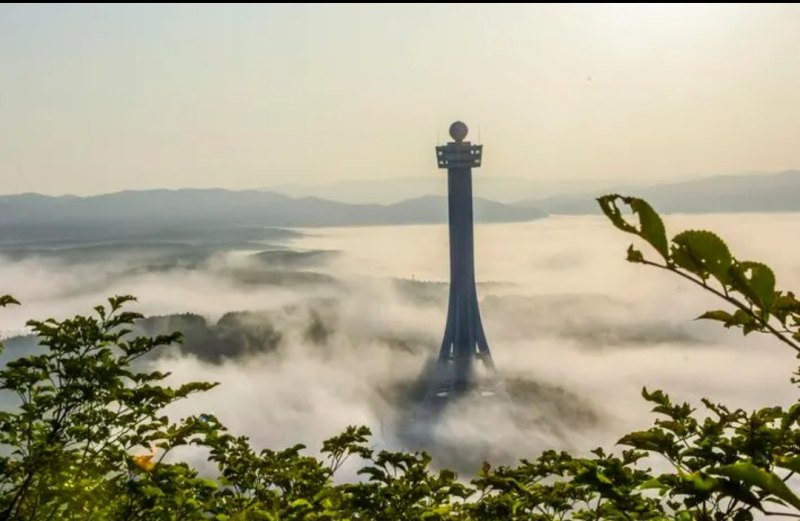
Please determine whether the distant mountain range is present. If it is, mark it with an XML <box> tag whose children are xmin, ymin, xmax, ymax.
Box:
<box><xmin>0</xmin><ymin>171</ymin><xmax>798</xmax><ymax>246</ymax></box>
<box><xmin>268</xmin><ymin>176</ymin><xmax>618</xmax><ymax>205</ymax></box>
<box><xmin>0</xmin><ymin>189</ymin><xmax>544</xmax><ymax>246</ymax></box>
<box><xmin>515</xmin><ymin>171</ymin><xmax>800</xmax><ymax>214</ymax></box>
<box><xmin>0</xmin><ymin>190</ymin><xmax>545</xmax><ymax>227</ymax></box>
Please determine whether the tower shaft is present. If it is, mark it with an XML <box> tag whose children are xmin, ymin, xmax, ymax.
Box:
<box><xmin>440</xmin><ymin>167</ymin><xmax>493</xmax><ymax>392</ymax></box>
<box><xmin>424</xmin><ymin>121</ymin><xmax>496</xmax><ymax>404</ymax></box>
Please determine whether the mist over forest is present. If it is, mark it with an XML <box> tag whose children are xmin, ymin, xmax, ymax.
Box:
<box><xmin>2</xmin><ymin>211</ymin><xmax>797</xmax><ymax>472</ymax></box>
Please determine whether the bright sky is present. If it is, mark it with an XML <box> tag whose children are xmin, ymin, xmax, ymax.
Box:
<box><xmin>2</xmin><ymin>3</ymin><xmax>800</xmax><ymax>195</ymax></box>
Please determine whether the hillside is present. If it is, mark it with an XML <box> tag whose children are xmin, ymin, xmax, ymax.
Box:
<box><xmin>0</xmin><ymin>189</ymin><xmax>545</xmax><ymax>246</ymax></box>
<box><xmin>516</xmin><ymin>171</ymin><xmax>800</xmax><ymax>214</ymax></box>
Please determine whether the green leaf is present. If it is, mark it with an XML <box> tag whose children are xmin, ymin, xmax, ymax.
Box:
<box><xmin>199</xmin><ymin>478</ymin><xmax>219</xmax><ymax>490</ymax></box>
<box><xmin>629</xmin><ymin>198</ymin><xmax>670</xmax><ymax>261</ymax></box>
<box><xmin>699</xmin><ymin>309</ymin><xmax>762</xmax><ymax>334</ymax></box>
<box><xmin>727</xmin><ymin>309</ymin><xmax>761</xmax><ymax>335</ymax></box>
<box><xmin>711</xmin><ymin>462</ymin><xmax>800</xmax><ymax>509</ymax></box>
<box><xmin>0</xmin><ymin>295</ymin><xmax>20</xmax><ymax>307</ymax></box>
<box><xmin>627</xmin><ymin>245</ymin><xmax>644</xmax><ymax>263</ymax></box>
<box><xmin>597</xmin><ymin>195</ymin><xmax>670</xmax><ymax>261</ymax></box>
<box><xmin>598</xmin><ymin>195</ymin><xmax>638</xmax><ymax>234</ymax></box>
<box><xmin>771</xmin><ymin>291</ymin><xmax>800</xmax><ymax>325</ymax></box>
<box><xmin>780</xmin><ymin>403</ymin><xmax>800</xmax><ymax>431</ymax></box>
<box><xmin>729</xmin><ymin>261</ymin><xmax>776</xmax><ymax>314</ymax></box>
<box><xmin>290</xmin><ymin>498</ymin><xmax>312</xmax><ymax>510</ymax></box>
<box><xmin>639</xmin><ymin>478</ymin><xmax>666</xmax><ymax>491</ymax></box>
<box><xmin>141</xmin><ymin>484</ymin><xmax>165</xmax><ymax>498</ymax></box>
<box><xmin>641</xmin><ymin>387</ymin><xmax>670</xmax><ymax>407</ymax></box>
<box><xmin>681</xmin><ymin>471</ymin><xmax>720</xmax><ymax>493</ymax></box>
<box><xmin>439</xmin><ymin>469</ymin><xmax>456</xmax><ymax>482</ymax></box>
<box><xmin>697</xmin><ymin>310</ymin><xmax>734</xmax><ymax>323</ymax></box>
<box><xmin>595</xmin><ymin>470</ymin><xmax>613</xmax><ymax>485</ymax></box>
<box><xmin>670</xmin><ymin>230</ymin><xmax>732</xmax><ymax>284</ymax></box>
<box><xmin>775</xmin><ymin>455</ymin><xmax>800</xmax><ymax>474</ymax></box>
<box><xmin>618</xmin><ymin>429</ymin><xmax>679</xmax><ymax>458</ymax></box>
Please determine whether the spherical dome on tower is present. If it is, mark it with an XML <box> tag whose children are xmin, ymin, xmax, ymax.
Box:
<box><xmin>449</xmin><ymin>121</ymin><xmax>469</xmax><ymax>142</ymax></box>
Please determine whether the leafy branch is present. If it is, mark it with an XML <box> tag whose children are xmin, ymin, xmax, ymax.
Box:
<box><xmin>597</xmin><ymin>194</ymin><xmax>800</xmax><ymax>355</ymax></box>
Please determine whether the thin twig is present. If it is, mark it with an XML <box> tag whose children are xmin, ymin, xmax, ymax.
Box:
<box><xmin>639</xmin><ymin>260</ymin><xmax>800</xmax><ymax>355</ymax></box>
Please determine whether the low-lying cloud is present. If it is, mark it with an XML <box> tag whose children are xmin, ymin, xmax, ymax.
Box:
<box><xmin>1</xmin><ymin>214</ymin><xmax>798</xmax><ymax>473</ymax></box>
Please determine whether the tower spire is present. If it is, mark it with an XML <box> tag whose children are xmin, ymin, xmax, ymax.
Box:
<box><xmin>424</xmin><ymin>121</ymin><xmax>500</xmax><ymax>407</ymax></box>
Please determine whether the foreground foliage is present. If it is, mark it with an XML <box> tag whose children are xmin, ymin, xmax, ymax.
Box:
<box><xmin>0</xmin><ymin>196</ymin><xmax>798</xmax><ymax>520</ymax></box>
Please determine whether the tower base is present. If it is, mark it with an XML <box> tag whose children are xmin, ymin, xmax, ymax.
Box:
<box><xmin>398</xmin><ymin>369</ymin><xmax>513</xmax><ymax>474</ymax></box>
<box><xmin>420</xmin><ymin>357</ymin><xmax>509</xmax><ymax>413</ymax></box>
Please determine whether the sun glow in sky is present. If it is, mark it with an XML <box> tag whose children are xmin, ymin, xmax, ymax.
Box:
<box><xmin>2</xmin><ymin>3</ymin><xmax>800</xmax><ymax>194</ymax></box>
